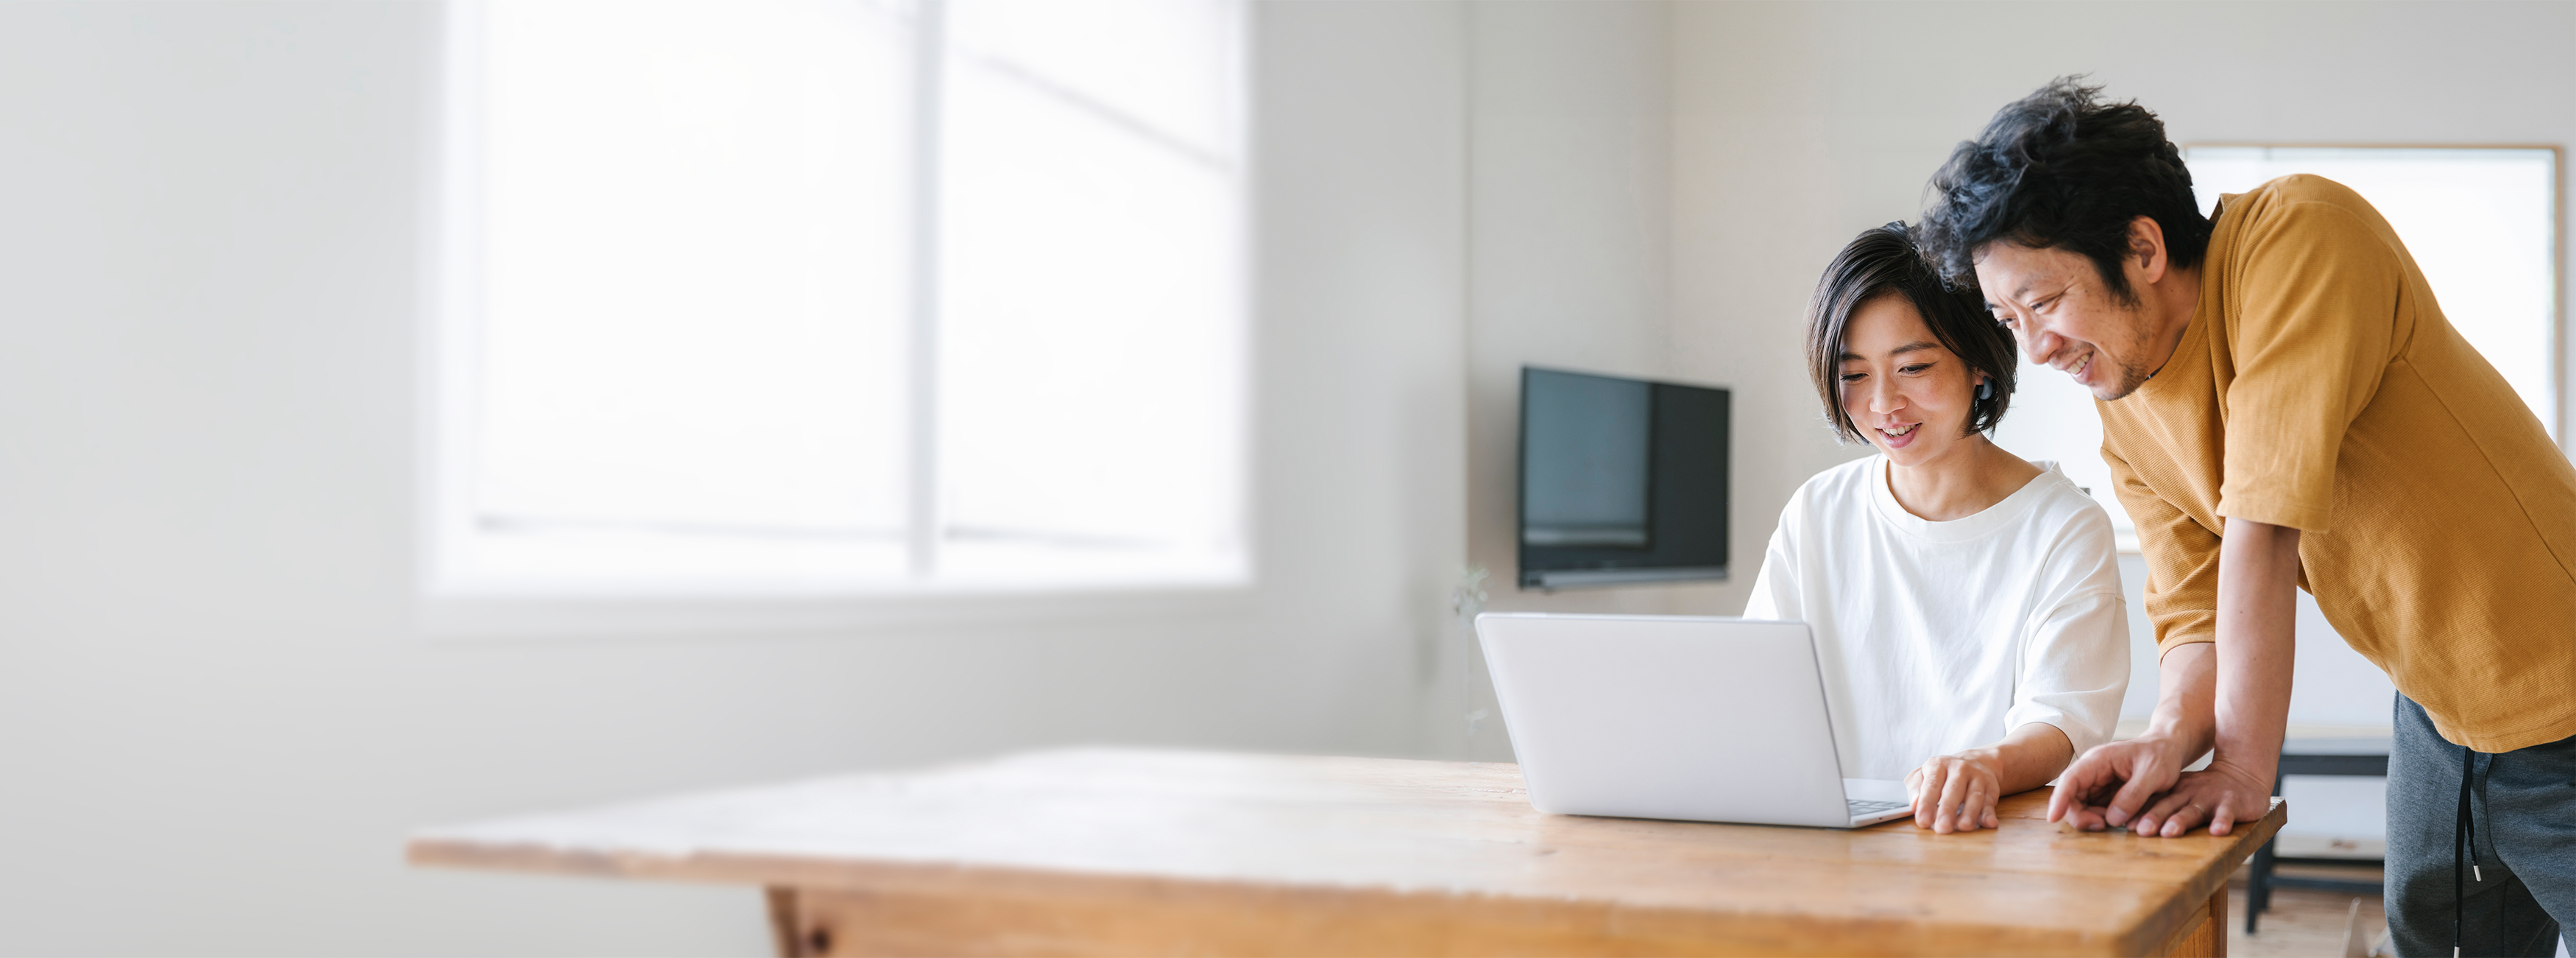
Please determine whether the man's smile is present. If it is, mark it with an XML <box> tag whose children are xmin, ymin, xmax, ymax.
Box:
<box><xmin>2057</xmin><ymin>349</ymin><xmax>2095</xmax><ymax>384</ymax></box>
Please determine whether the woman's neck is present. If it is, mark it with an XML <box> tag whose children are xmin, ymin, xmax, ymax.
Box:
<box><xmin>1885</xmin><ymin>435</ymin><xmax>2044</xmax><ymax>522</ymax></box>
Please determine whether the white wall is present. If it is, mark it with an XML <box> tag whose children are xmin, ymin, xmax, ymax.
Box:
<box><xmin>0</xmin><ymin>1</ymin><xmax>1468</xmax><ymax>954</ymax></box>
<box><xmin>1456</xmin><ymin>1</ymin><xmax>1709</xmax><ymax>761</ymax></box>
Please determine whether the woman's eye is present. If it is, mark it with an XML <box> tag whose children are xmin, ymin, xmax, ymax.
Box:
<box><xmin>1900</xmin><ymin>364</ymin><xmax>1931</xmax><ymax>374</ymax></box>
<box><xmin>1839</xmin><ymin>373</ymin><xmax>1865</xmax><ymax>383</ymax></box>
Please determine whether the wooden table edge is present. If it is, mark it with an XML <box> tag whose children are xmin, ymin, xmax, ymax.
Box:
<box><xmin>408</xmin><ymin>797</ymin><xmax>2285</xmax><ymax>958</ymax></box>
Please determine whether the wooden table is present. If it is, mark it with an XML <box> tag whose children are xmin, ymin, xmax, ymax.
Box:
<box><xmin>408</xmin><ymin>747</ymin><xmax>2284</xmax><ymax>957</ymax></box>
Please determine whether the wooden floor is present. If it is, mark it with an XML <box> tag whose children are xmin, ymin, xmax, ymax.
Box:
<box><xmin>2228</xmin><ymin>862</ymin><xmax>2387</xmax><ymax>958</ymax></box>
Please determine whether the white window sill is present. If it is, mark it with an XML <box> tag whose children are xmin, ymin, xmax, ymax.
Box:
<box><xmin>414</xmin><ymin>580</ymin><xmax>1256</xmax><ymax>639</ymax></box>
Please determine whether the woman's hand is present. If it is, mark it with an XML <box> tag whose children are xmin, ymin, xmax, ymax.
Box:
<box><xmin>1905</xmin><ymin>723</ymin><xmax>2074</xmax><ymax>834</ymax></box>
<box><xmin>1906</xmin><ymin>749</ymin><xmax>2006</xmax><ymax>833</ymax></box>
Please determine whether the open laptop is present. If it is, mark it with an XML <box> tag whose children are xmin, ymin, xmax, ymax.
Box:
<box><xmin>1474</xmin><ymin>612</ymin><xmax>1911</xmax><ymax>828</ymax></box>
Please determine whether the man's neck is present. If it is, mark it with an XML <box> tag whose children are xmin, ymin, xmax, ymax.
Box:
<box><xmin>2141</xmin><ymin>262</ymin><xmax>2204</xmax><ymax>378</ymax></box>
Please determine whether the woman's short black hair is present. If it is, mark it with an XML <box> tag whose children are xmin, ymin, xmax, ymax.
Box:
<box><xmin>1914</xmin><ymin>77</ymin><xmax>2211</xmax><ymax>300</ymax></box>
<box><xmin>1807</xmin><ymin>222</ymin><xmax>2017</xmax><ymax>443</ymax></box>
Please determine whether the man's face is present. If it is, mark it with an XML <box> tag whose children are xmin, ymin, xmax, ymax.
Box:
<box><xmin>1973</xmin><ymin>242</ymin><xmax>2162</xmax><ymax>401</ymax></box>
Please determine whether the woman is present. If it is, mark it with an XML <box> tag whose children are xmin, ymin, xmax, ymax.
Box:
<box><xmin>1745</xmin><ymin>223</ymin><xmax>2129</xmax><ymax>834</ymax></box>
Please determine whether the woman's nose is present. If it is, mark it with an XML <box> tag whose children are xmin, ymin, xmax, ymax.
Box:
<box><xmin>1869</xmin><ymin>379</ymin><xmax>1902</xmax><ymax>415</ymax></box>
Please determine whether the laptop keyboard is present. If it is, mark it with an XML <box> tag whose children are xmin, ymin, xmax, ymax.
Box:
<box><xmin>1847</xmin><ymin>799</ymin><xmax>1908</xmax><ymax>817</ymax></box>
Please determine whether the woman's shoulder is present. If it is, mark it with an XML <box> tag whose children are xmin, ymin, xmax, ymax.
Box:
<box><xmin>2014</xmin><ymin>464</ymin><xmax>2122</xmax><ymax>566</ymax></box>
<box><xmin>1769</xmin><ymin>454</ymin><xmax>1880</xmax><ymax>540</ymax></box>
<box><xmin>1791</xmin><ymin>454</ymin><xmax>1881</xmax><ymax>505</ymax></box>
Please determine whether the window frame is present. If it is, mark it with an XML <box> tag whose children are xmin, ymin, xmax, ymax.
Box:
<box><xmin>417</xmin><ymin>0</ymin><xmax>1256</xmax><ymax>635</ymax></box>
<box><xmin>2182</xmin><ymin>142</ymin><xmax>2566</xmax><ymax>447</ymax></box>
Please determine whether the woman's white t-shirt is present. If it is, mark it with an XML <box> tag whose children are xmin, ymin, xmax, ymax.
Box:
<box><xmin>1744</xmin><ymin>455</ymin><xmax>2130</xmax><ymax>781</ymax></box>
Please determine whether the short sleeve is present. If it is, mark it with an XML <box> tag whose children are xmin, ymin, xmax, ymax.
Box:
<box><xmin>2003</xmin><ymin>590</ymin><xmax>2130</xmax><ymax>760</ymax></box>
<box><xmin>2106</xmin><ymin>443</ymin><xmax>2223</xmax><ymax>658</ymax></box>
<box><xmin>1741</xmin><ymin>503</ymin><xmax>1802</xmax><ymax>621</ymax></box>
<box><xmin>2215</xmin><ymin>197</ymin><xmax>2401</xmax><ymax>532</ymax></box>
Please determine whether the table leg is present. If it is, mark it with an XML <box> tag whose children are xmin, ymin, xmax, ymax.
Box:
<box><xmin>2153</xmin><ymin>883</ymin><xmax>2229</xmax><ymax>957</ymax></box>
<box><xmin>2248</xmin><ymin>773</ymin><xmax>2285</xmax><ymax>934</ymax></box>
<box><xmin>766</xmin><ymin>887</ymin><xmax>807</xmax><ymax>958</ymax></box>
<box><xmin>2211</xmin><ymin>884</ymin><xmax>2229</xmax><ymax>958</ymax></box>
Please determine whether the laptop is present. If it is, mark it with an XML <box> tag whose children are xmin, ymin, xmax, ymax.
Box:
<box><xmin>1474</xmin><ymin>612</ymin><xmax>1912</xmax><ymax>828</ymax></box>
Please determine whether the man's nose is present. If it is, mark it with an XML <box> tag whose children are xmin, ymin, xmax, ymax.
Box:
<box><xmin>2018</xmin><ymin>323</ymin><xmax>2064</xmax><ymax>364</ymax></box>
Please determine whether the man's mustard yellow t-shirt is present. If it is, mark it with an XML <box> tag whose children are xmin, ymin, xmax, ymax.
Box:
<box><xmin>2099</xmin><ymin>174</ymin><xmax>2576</xmax><ymax>753</ymax></box>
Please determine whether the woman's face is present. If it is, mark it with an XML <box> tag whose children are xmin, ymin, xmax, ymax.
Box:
<box><xmin>1836</xmin><ymin>294</ymin><xmax>1988</xmax><ymax>468</ymax></box>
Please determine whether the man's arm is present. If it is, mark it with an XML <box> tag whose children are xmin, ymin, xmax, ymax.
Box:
<box><xmin>2048</xmin><ymin>518</ymin><xmax>2299</xmax><ymax>835</ymax></box>
<box><xmin>2133</xmin><ymin>518</ymin><xmax>2298</xmax><ymax>836</ymax></box>
<box><xmin>2047</xmin><ymin>644</ymin><xmax>2211</xmax><ymax>829</ymax></box>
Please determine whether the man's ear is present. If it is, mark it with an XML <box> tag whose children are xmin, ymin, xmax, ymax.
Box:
<box><xmin>2128</xmin><ymin>216</ymin><xmax>2169</xmax><ymax>283</ymax></box>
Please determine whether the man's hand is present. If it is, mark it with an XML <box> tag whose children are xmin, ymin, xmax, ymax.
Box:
<box><xmin>2050</xmin><ymin>740</ymin><xmax>2274</xmax><ymax>837</ymax></box>
<box><xmin>1907</xmin><ymin>751</ymin><xmax>2005</xmax><ymax>833</ymax></box>
<box><xmin>2048</xmin><ymin>514</ymin><xmax>2297</xmax><ymax>842</ymax></box>
<box><xmin>2129</xmin><ymin>757</ymin><xmax>2273</xmax><ymax>837</ymax></box>
<box><xmin>2048</xmin><ymin>735</ymin><xmax>2187</xmax><ymax>831</ymax></box>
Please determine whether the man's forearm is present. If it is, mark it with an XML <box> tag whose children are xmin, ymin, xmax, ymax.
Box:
<box><xmin>2212</xmin><ymin>518</ymin><xmax>2300</xmax><ymax>782</ymax></box>
<box><xmin>2144</xmin><ymin>641</ymin><xmax>2217</xmax><ymax>758</ymax></box>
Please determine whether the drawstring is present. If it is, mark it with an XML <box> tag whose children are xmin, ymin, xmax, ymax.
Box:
<box><xmin>2454</xmin><ymin>743</ymin><xmax>2484</xmax><ymax>958</ymax></box>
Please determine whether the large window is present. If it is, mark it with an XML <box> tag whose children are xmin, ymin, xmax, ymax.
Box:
<box><xmin>428</xmin><ymin>0</ymin><xmax>1248</xmax><ymax>597</ymax></box>
<box><xmin>1992</xmin><ymin>146</ymin><xmax>2562</xmax><ymax>546</ymax></box>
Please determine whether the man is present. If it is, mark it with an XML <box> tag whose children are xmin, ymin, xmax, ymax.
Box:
<box><xmin>1914</xmin><ymin>78</ymin><xmax>2576</xmax><ymax>957</ymax></box>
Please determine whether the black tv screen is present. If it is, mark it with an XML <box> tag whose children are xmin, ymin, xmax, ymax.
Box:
<box><xmin>1518</xmin><ymin>367</ymin><xmax>1727</xmax><ymax>589</ymax></box>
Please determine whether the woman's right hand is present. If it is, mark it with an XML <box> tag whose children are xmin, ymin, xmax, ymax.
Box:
<box><xmin>1906</xmin><ymin>749</ymin><xmax>2006</xmax><ymax>833</ymax></box>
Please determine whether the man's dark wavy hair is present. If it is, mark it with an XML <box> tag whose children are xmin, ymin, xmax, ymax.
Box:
<box><xmin>1915</xmin><ymin>77</ymin><xmax>2211</xmax><ymax>301</ymax></box>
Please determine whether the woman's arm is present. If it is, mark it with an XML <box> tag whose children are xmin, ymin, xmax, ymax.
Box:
<box><xmin>1906</xmin><ymin>722</ymin><xmax>2074</xmax><ymax>833</ymax></box>
<box><xmin>1943</xmin><ymin>504</ymin><xmax>2131</xmax><ymax>833</ymax></box>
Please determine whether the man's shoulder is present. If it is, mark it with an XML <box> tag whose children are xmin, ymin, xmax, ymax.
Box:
<box><xmin>2230</xmin><ymin>173</ymin><xmax>2373</xmax><ymax>214</ymax></box>
<box><xmin>2220</xmin><ymin>175</ymin><xmax>2394</xmax><ymax>247</ymax></box>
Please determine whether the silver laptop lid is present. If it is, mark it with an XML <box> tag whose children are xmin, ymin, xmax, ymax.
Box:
<box><xmin>1476</xmin><ymin>613</ymin><xmax>1854</xmax><ymax>828</ymax></box>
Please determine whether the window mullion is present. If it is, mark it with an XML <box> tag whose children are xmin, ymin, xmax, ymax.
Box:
<box><xmin>906</xmin><ymin>0</ymin><xmax>947</xmax><ymax>579</ymax></box>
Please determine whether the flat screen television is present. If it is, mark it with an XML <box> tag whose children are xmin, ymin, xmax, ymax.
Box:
<box><xmin>1518</xmin><ymin>367</ymin><xmax>1728</xmax><ymax>590</ymax></box>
